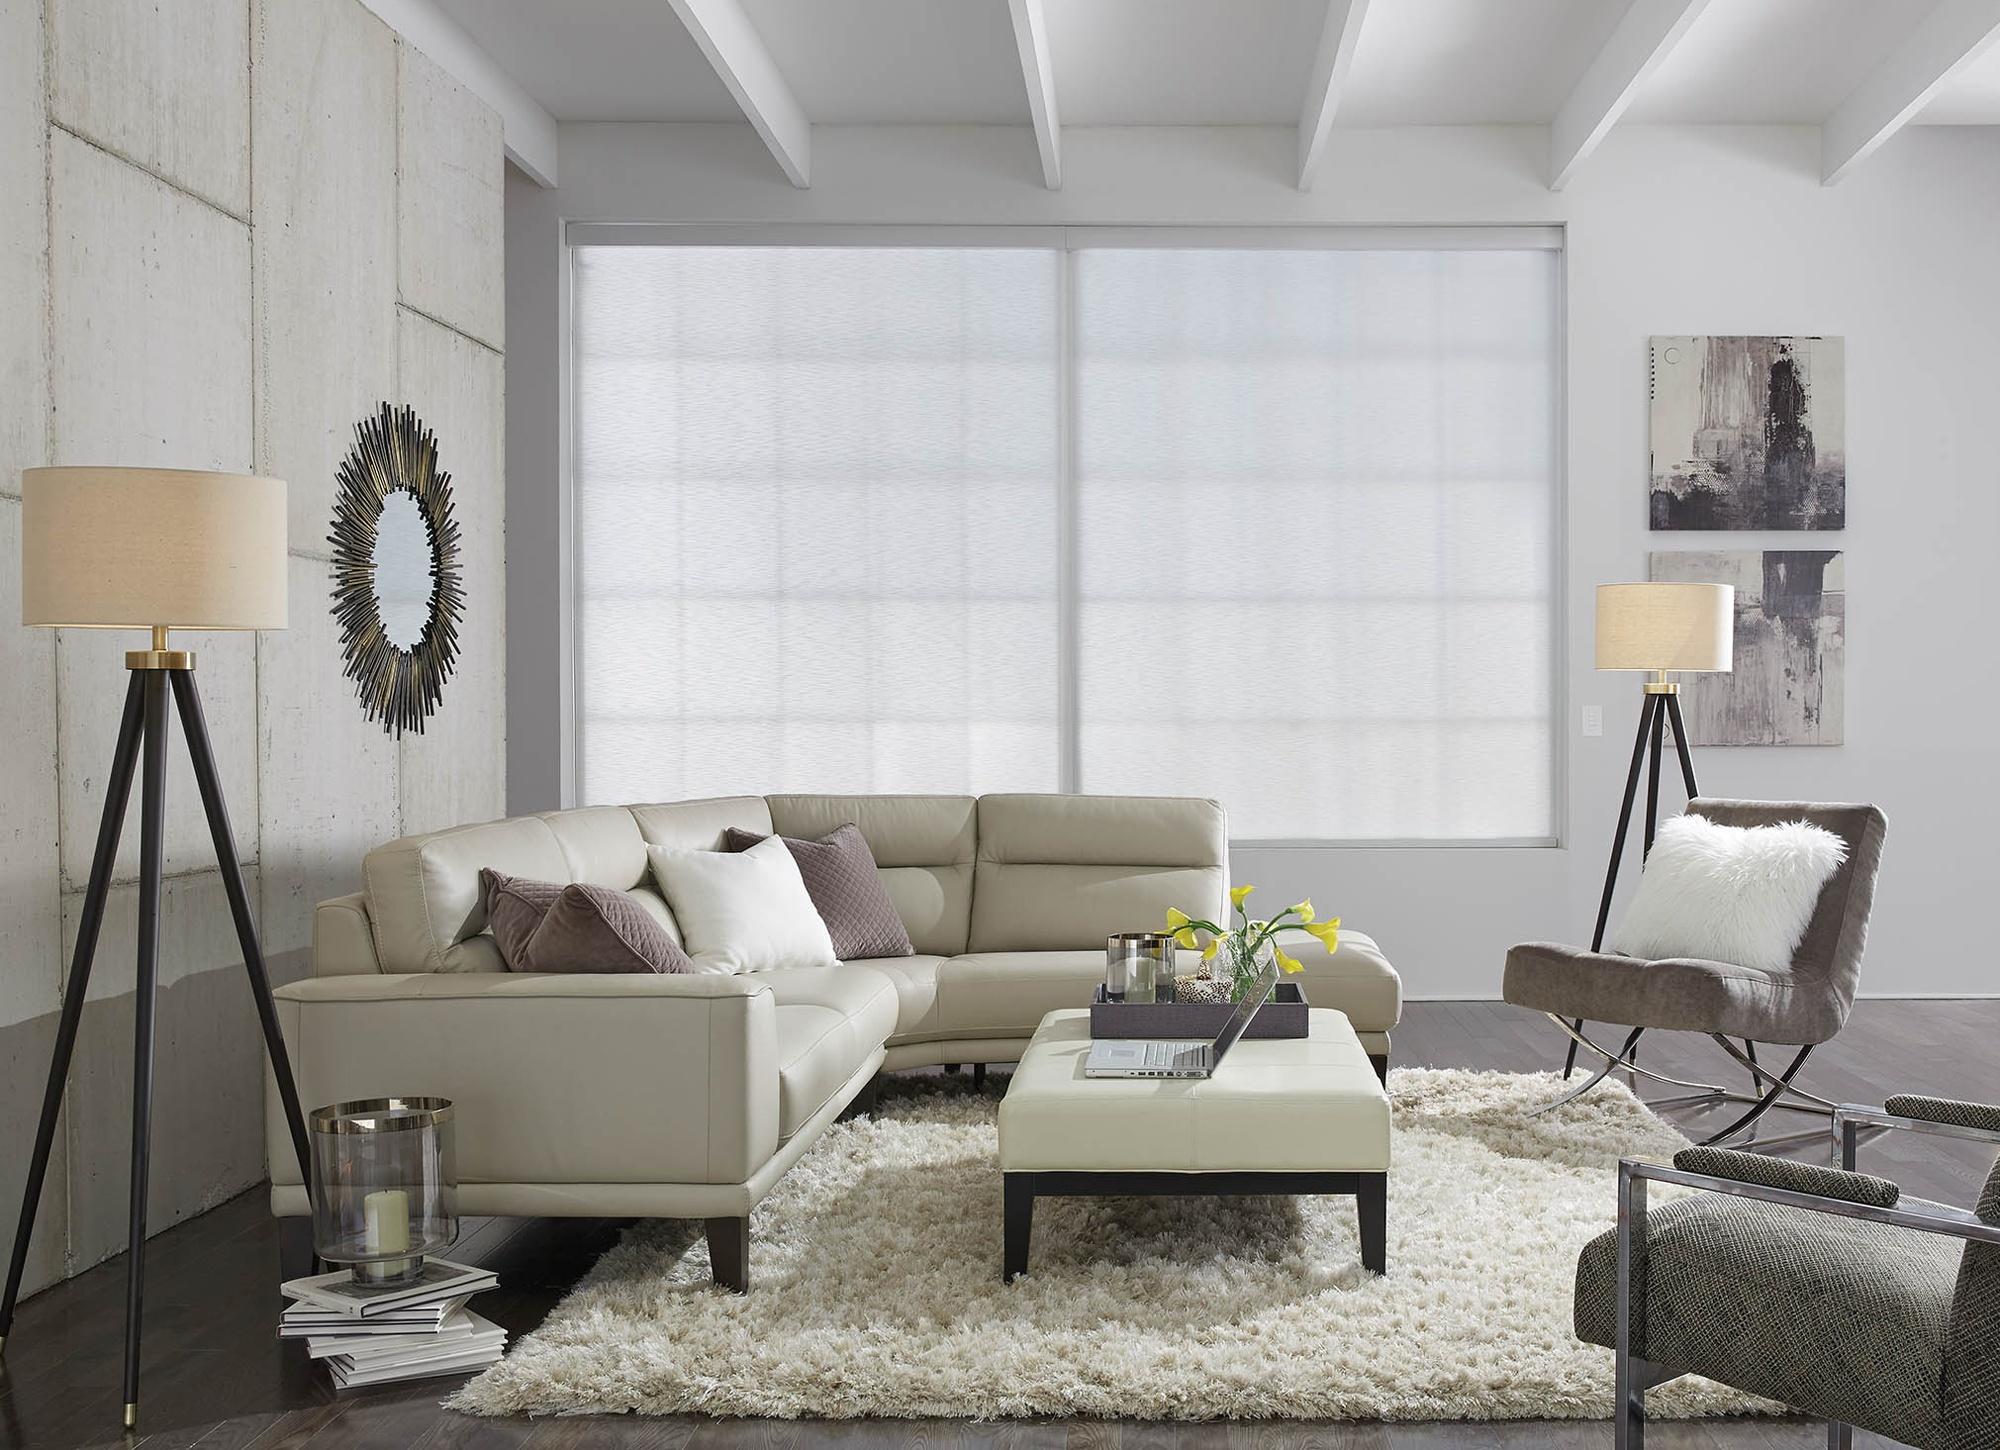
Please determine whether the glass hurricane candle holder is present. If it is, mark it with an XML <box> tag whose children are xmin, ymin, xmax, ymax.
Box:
<box><xmin>309</xmin><ymin>1098</ymin><xmax>457</xmax><ymax>1285</ymax></box>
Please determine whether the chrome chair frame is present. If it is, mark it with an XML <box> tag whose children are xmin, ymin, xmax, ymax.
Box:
<box><xmin>1612</xmin><ymin>1105</ymin><xmax>2000</xmax><ymax>1448</ymax></box>
<box><xmin>1536</xmin><ymin>1015</ymin><xmax>1838</xmax><ymax>1148</ymax></box>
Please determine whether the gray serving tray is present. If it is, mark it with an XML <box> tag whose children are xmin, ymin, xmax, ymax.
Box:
<box><xmin>1088</xmin><ymin>982</ymin><xmax>1309</xmax><ymax>1040</ymax></box>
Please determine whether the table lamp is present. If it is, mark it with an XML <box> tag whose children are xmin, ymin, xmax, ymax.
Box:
<box><xmin>0</xmin><ymin>467</ymin><xmax>314</xmax><ymax>1430</ymax></box>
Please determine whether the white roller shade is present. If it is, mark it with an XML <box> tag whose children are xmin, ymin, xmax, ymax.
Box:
<box><xmin>1072</xmin><ymin>247</ymin><xmax>1559</xmax><ymax>841</ymax></box>
<box><xmin>573</xmin><ymin>246</ymin><xmax>1063</xmax><ymax>803</ymax></box>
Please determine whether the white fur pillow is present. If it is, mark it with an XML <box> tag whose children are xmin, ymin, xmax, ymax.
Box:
<box><xmin>1608</xmin><ymin>814</ymin><xmax>1847</xmax><ymax>974</ymax></box>
<box><xmin>646</xmin><ymin>835</ymin><xmax>837</xmax><ymax>973</ymax></box>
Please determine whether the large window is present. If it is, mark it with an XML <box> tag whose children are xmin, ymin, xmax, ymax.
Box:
<box><xmin>571</xmin><ymin>231</ymin><xmax>1560</xmax><ymax>842</ymax></box>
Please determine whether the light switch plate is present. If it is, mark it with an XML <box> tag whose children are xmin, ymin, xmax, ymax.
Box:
<box><xmin>1582</xmin><ymin>705</ymin><xmax>1603</xmax><ymax>737</ymax></box>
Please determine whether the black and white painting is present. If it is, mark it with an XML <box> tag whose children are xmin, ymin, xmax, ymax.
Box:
<box><xmin>1650</xmin><ymin>336</ymin><xmax>1845</xmax><ymax>530</ymax></box>
<box><xmin>1650</xmin><ymin>550</ymin><xmax>1844</xmax><ymax>746</ymax></box>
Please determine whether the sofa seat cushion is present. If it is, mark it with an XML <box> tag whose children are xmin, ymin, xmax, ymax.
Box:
<box><xmin>847</xmin><ymin>954</ymin><xmax>945</xmax><ymax>1041</ymax></box>
<box><xmin>935</xmin><ymin>951</ymin><xmax>1106</xmax><ymax>1040</ymax></box>
<box><xmin>757</xmin><ymin>965</ymin><xmax>899</xmax><ymax>1140</ymax></box>
<box><xmin>1286</xmin><ymin>929</ymin><xmax>1402</xmax><ymax>1033</ymax></box>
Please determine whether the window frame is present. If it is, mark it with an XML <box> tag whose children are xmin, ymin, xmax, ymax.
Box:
<box><xmin>560</xmin><ymin>222</ymin><xmax>1568</xmax><ymax>848</ymax></box>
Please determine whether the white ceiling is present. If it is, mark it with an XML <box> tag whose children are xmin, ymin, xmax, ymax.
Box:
<box><xmin>437</xmin><ymin>0</ymin><xmax>2000</xmax><ymax>132</ymax></box>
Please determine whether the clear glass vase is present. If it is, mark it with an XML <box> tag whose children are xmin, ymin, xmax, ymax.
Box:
<box><xmin>1219</xmin><ymin>935</ymin><xmax>1276</xmax><ymax>1002</ymax></box>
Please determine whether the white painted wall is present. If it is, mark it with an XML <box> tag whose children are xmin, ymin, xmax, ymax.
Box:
<box><xmin>0</xmin><ymin>0</ymin><xmax>508</xmax><ymax>1297</ymax></box>
<box><xmin>506</xmin><ymin>121</ymin><xmax>2000</xmax><ymax>1000</ymax></box>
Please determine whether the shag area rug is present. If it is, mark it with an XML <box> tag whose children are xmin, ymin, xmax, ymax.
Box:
<box><xmin>450</xmin><ymin>1069</ymin><xmax>1773</xmax><ymax>1423</ymax></box>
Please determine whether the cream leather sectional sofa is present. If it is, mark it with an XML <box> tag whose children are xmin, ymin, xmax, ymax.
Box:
<box><xmin>268</xmin><ymin>792</ymin><xmax>1402</xmax><ymax>1288</ymax></box>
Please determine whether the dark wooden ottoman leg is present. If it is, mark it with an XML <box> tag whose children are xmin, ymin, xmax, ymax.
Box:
<box><xmin>706</xmin><ymin>1215</ymin><xmax>750</xmax><ymax>1292</ymax></box>
<box><xmin>972</xmin><ymin>1063</ymin><xmax>987</xmax><ymax>1089</ymax></box>
<box><xmin>1003</xmin><ymin>1173</ymin><xmax>1035</xmax><ymax>1282</ymax></box>
<box><xmin>1357</xmin><ymin>1173</ymin><xmax>1386</xmax><ymax>1274</ymax></box>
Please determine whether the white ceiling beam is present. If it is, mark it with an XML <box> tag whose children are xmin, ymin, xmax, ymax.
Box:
<box><xmin>665</xmin><ymin>0</ymin><xmax>811</xmax><ymax>188</ymax></box>
<box><xmin>1821</xmin><ymin>0</ymin><xmax>2000</xmax><ymax>184</ymax></box>
<box><xmin>1548</xmin><ymin>0</ymin><xmax>1712</xmax><ymax>191</ymax></box>
<box><xmin>1296</xmin><ymin>0</ymin><xmax>1371</xmax><ymax>191</ymax></box>
<box><xmin>359</xmin><ymin>0</ymin><xmax>559</xmax><ymax>187</ymax></box>
<box><xmin>1007</xmin><ymin>0</ymin><xmax>1062</xmax><ymax>189</ymax></box>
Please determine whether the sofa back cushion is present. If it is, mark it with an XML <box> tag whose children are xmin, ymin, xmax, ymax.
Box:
<box><xmin>968</xmin><ymin>794</ymin><xmax>1227</xmax><ymax>953</ymax></box>
<box><xmin>768</xmin><ymin>795</ymin><xmax>976</xmax><ymax>956</ymax></box>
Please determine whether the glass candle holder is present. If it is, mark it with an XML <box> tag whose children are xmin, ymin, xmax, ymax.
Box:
<box><xmin>1107</xmin><ymin>933</ymin><xmax>1174</xmax><ymax>1006</ymax></box>
<box><xmin>309</xmin><ymin>1098</ymin><xmax>457</xmax><ymax>1285</ymax></box>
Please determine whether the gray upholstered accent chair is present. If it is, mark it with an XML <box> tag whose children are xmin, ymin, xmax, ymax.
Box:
<box><xmin>1574</xmin><ymin>1095</ymin><xmax>2000</xmax><ymax>1449</ymax></box>
<box><xmin>1503</xmin><ymin>799</ymin><xmax>1887</xmax><ymax>1146</ymax></box>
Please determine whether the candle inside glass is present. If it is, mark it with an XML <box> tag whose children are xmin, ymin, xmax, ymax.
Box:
<box><xmin>364</xmin><ymin>1188</ymin><xmax>412</xmax><ymax>1279</ymax></box>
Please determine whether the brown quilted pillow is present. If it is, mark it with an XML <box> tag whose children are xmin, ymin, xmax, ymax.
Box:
<box><xmin>722</xmin><ymin>823</ymin><xmax>914</xmax><ymax>961</ymax></box>
<box><xmin>479</xmin><ymin>868</ymin><xmax>691</xmax><ymax>974</ymax></box>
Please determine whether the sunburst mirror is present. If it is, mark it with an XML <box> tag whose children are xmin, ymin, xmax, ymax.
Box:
<box><xmin>329</xmin><ymin>403</ymin><xmax>464</xmax><ymax>737</ymax></box>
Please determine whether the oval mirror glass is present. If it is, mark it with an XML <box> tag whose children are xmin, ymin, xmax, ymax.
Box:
<box><xmin>372</xmin><ymin>489</ymin><xmax>435</xmax><ymax>651</ymax></box>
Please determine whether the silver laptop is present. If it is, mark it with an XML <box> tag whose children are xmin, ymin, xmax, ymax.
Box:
<box><xmin>1084</xmin><ymin>957</ymin><xmax>1279</xmax><ymax>1079</ymax></box>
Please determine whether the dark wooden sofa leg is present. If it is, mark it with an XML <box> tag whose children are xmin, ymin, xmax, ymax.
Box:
<box><xmin>1357</xmin><ymin>1174</ymin><xmax>1386</xmax><ymax>1274</ymax></box>
<box><xmin>1368</xmin><ymin>1052</ymin><xmax>1388</xmax><ymax>1086</ymax></box>
<box><xmin>706</xmin><ymin>1216</ymin><xmax>750</xmax><ymax>1293</ymax></box>
<box><xmin>972</xmin><ymin>1063</ymin><xmax>987</xmax><ymax>1089</ymax></box>
<box><xmin>1002</xmin><ymin>1173</ymin><xmax>1034</xmax><ymax>1282</ymax></box>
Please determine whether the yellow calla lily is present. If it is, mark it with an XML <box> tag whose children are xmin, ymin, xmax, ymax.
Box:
<box><xmin>1229</xmin><ymin>884</ymin><xmax>1255</xmax><ymax>909</ymax></box>
<box><xmin>1306</xmin><ymin>918</ymin><xmax>1341</xmax><ymax>952</ymax></box>
<box><xmin>1173</xmin><ymin>927</ymin><xmax>1199</xmax><ymax>951</ymax></box>
<box><xmin>1274</xmin><ymin>946</ymin><xmax>1303</xmax><ymax>975</ymax></box>
<box><xmin>1290</xmin><ymin>899</ymin><xmax>1315</xmax><ymax>923</ymax></box>
<box><xmin>1165</xmin><ymin>906</ymin><xmax>1191</xmax><ymax>931</ymax></box>
<box><xmin>1201</xmin><ymin>937</ymin><xmax>1219</xmax><ymax>962</ymax></box>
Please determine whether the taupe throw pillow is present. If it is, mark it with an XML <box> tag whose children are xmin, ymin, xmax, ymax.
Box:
<box><xmin>722</xmin><ymin>823</ymin><xmax>914</xmax><ymax>961</ymax></box>
<box><xmin>479</xmin><ymin>868</ymin><xmax>692</xmax><ymax>974</ymax></box>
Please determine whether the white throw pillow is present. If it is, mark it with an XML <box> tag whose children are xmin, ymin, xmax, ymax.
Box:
<box><xmin>645</xmin><ymin>835</ymin><xmax>838</xmax><ymax>973</ymax></box>
<box><xmin>1608</xmin><ymin>814</ymin><xmax>1847</xmax><ymax>975</ymax></box>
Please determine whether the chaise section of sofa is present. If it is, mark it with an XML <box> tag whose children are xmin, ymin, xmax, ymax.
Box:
<box><xmin>268</xmin><ymin>792</ymin><xmax>1403</xmax><ymax>1287</ymax></box>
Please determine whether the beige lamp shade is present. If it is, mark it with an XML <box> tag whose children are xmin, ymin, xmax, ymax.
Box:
<box><xmin>21</xmin><ymin>467</ymin><xmax>287</xmax><ymax>630</ymax></box>
<box><xmin>1596</xmin><ymin>583</ymin><xmax>1733</xmax><ymax>673</ymax></box>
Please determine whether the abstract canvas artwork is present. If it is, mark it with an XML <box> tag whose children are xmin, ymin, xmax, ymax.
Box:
<box><xmin>1650</xmin><ymin>550</ymin><xmax>1844</xmax><ymax>746</ymax></box>
<box><xmin>1650</xmin><ymin>336</ymin><xmax>1845</xmax><ymax>530</ymax></box>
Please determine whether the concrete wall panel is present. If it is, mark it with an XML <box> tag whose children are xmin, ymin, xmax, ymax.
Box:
<box><xmin>258</xmin><ymin>554</ymin><xmax>400</xmax><ymax>956</ymax></box>
<box><xmin>64</xmin><ymin>954</ymin><xmax>271</xmax><ymax>1272</ymax></box>
<box><xmin>395</xmin><ymin>308</ymin><xmax>505</xmax><ymax>836</ymax></box>
<box><xmin>56</xmin><ymin>631</ymin><xmax>258</xmax><ymax>889</ymax></box>
<box><xmin>48</xmin><ymin>129</ymin><xmax>252</xmax><ymax>472</ymax></box>
<box><xmin>0</xmin><ymin>1015</ymin><xmax>68</xmax><ymax>1296</ymax></box>
<box><xmin>48</xmin><ymin>0</ymin><xmax>251</xmax><ymax>217</ymax></box>
<box><xmin>0</xmin><ymin>0</ymin><xmax>48</xmax><ymax>502</ymax></box>
<box><xmin>252</xmin><ymin>0</ymin><xmax>398</xmax><ymax>552</ymax></box>
<box><xmin>63</xmin><ymin>868</ymin><xmax>254</xmax><ymax>1005</ymax></box>
<box><xmin>7</xmin><ymin>0</ymin><xmax>505</xmax><ymax>1302</ymax></box>
<box><xmin>0</xmin><ymin>500</ymin><xmax>61</xmax><ymax>1032</ymax></box>
<box><xmin>397</xmin><ymin>42</ymin><xmax>504</xmax><ymax>350</ymax></box>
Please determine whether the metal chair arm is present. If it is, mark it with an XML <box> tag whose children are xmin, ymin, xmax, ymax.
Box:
<box><xmin>1834</xmin><ymin>1102</ymin><xmax>2000</xmax><ymax>1173</ymax></box>
<box><xmin>1623</xmin><ymin>1158</ymin><xmax>2000</xmax><ymax>1245</ymax></box>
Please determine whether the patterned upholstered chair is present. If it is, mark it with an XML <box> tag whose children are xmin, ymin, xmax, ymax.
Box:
<box><xmin>1503</xmin><ymin>799</ymin><xmax>1887</xmax><ymax>1146</ymax></box>
<box><xmin>1574</xmin><ymin>1095</ymin><xmax>2000</xmax><ymax>1449</ymax></box>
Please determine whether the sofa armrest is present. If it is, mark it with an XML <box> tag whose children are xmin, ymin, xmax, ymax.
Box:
<box><xmin>266</xmin><ymin>972</ymin><xmax>781</xmax><ymax>1199</ymax></box>
<box><xmin>312</xmin><ymin>892</ymin><xmax>381</xmax><ymax>976</ymax></box>
<box><xmin>1283</xmin><ymin>929</ymin><xmax>1402</xmax><ymax>1033</ymax></box>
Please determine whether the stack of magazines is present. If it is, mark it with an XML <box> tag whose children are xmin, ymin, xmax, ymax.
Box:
<box><xmin>279</xmin><ymin>1258</ymin><xmax>505</xmax><ymax>1389</ymax></box>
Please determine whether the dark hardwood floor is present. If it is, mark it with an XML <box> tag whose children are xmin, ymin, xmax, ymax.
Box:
<box><xmin>3</xmin><ymin>999</ymin><xmax>1995</xmax><ymax>1450</ymax></box>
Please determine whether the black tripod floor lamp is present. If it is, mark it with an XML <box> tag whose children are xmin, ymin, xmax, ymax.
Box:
<box><xmin>1</xmin><ymin>467</ymin><xmax>314</xmax><ymax>1430</ymax></box>
<box><xmin>1562</xmin><ymin>581</ymin><xmax>1735</xmax><ymax>1078</ymax></box>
